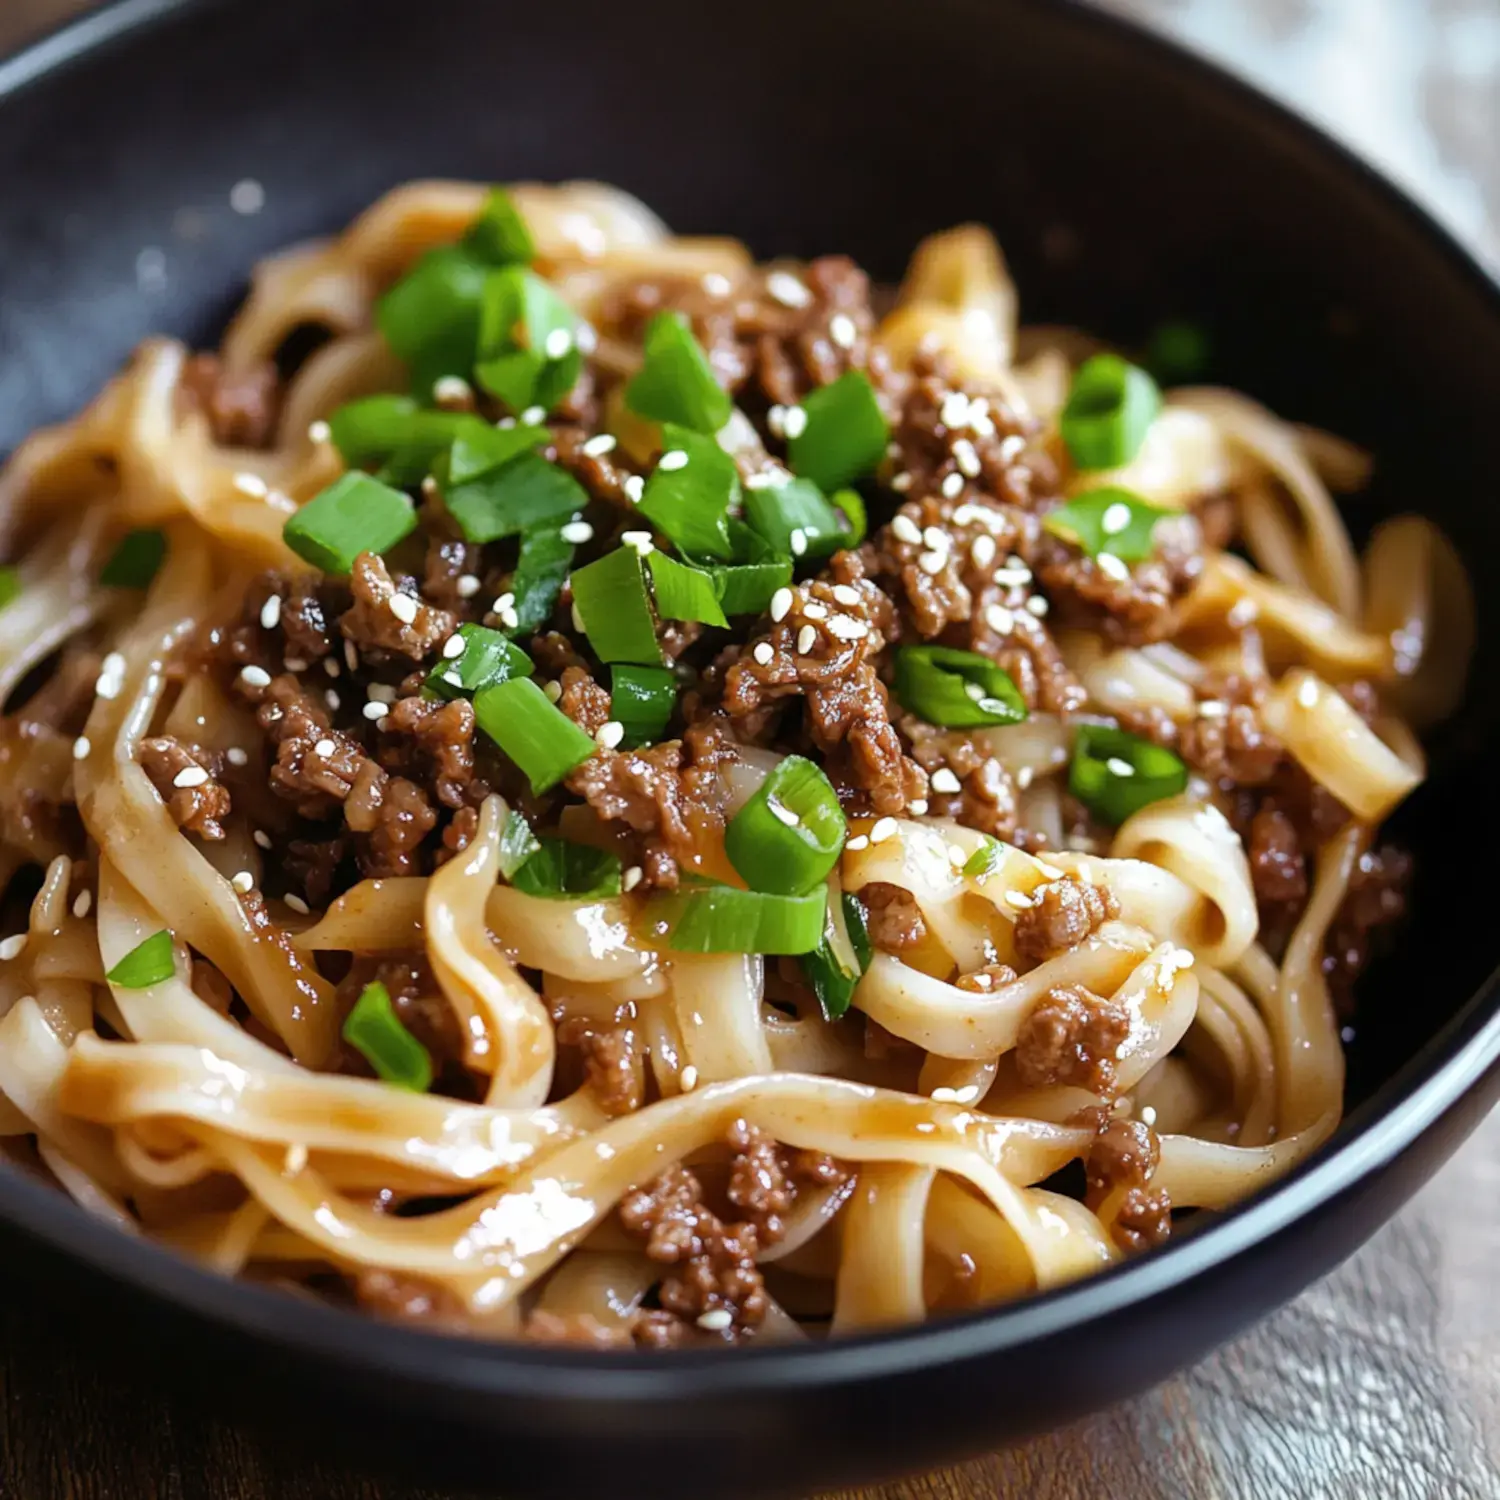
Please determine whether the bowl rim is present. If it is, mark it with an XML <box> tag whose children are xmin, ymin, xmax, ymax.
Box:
<box><xmin>2</xmin><ymin>0</ymin><xmax>1499</xmax><ymax>1406</ymax></box>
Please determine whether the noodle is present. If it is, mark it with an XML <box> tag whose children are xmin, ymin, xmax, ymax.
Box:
<box><xmin>0</xmin><ymin>179</ymin><xmax>1462</xmax><ymax>1350</ymax></box>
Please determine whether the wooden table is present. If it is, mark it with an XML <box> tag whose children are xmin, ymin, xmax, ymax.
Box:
<box><xmin>2</xmin><ymin>2</ymin><xmax>1498</xmax><ymax>1496</ymax></box>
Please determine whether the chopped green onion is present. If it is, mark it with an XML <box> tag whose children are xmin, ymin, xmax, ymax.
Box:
<box><xmin>447</xmin><ymin>421</ymin><xmax>550</xmax><ymax>486</ymax></box>
<box><xmin>647</xmin><ymin>552</ymin><xmax>728</xmax><ymax>628</ymax></box>
<box><xmin>610</xmin><ymin>664</ymin><xmax>677</xmax><ymax>747</ymax></box>
<box><xmin>787</xmin><ymin>371</ymin><xmax>888</xmax><ymax>491</ymax></box>
<box><xmin>645</xmin><ymin>881</ymin><xmax>827</xmax><ymax>955</ymax></box>
<box><xmin>106</xmin><ymin>930</ymin><xmax>175</xmax><ymax>989</ymax></box>
<box><xmin>443</xmin><ymin>453</ymin><xmax>588</xmax><ymax>544</ymax></box>
<box><xmin>328</xmin><ymin>395</ymin><xmax>423</xmax><ymax>468</ymax></box>
<box><xmin>499</xmin><ymin>808</ymin><xmax>542</xmax><ymax>880</ymax></box>
<box><xmin>0</xmin><ymin>567</ymin><xmax>20</xmax><ymax>611</ymax></box>
<box><xmin>474</xmin><ymin>267</ymin><xmax>582</xmax><ymax>415</ymax></box>
<box><xmin>100</xmin><ymin>529</ymin><xmax>166</xmax><ymax>589</ymax></box>
<box><xmin>625</xmin><ymin>312</ymin><xmax>732</xmax><ymax>434</ymax></box>
<box><xmin>512</xmin><ymin>837</ymin><xmax>623</xmax><ymax>900</ymax></box>
<box><xmin>569</xmin><ymin>547</ymin><xmax>662</xmax><ymax>665</ymax></box>
<box><xmin>635</xmin><ymin>425</ymin><xmax>739</xmax><ymax>560</ymax></box>
<box><xmin>463</xmin><ymin>187</ymin><xmax>537</xmax><ymax>267</ymax></box>
<box><xmin>725</xmin><ymin>755</ymin><xmax>846</xmax><ymax>896</ymax></box>
<box><xmin>708</xmin><ymin>558</ymin><xmax>795</xmax><ymax>616</ymax></box>
<box><xmin>426</xmin><ymin>624</ymin><xmax>534</xmax><ymax>699</ymax></box>
<box><xmin>1143</xmin><ymin>320</ymin><xmax>1210</xmax><ymax>386</ymax></box>
<box><xmin>1043</xmin><ymin>487</ymin><xmax>1171</xmax><ymax>564</ymax></box>
<box><xmin>963</xmin><ymin>838</ymin><xmax>1005</xmax><ymax>879</ymax></box>
<box><xmin>1060</xmin><ymin>355</ymin><xmax>1162</xmax><ymax>471</ymax></box>
<box><xmin>505</xmin><ymin>523</ymin><xmax>575</xmax><ymax>636</ymax></box>
<box><xmin>893</xmin><ymin>646</ymin><xmax>1028</xmax><ymax>729</ymax></box>
<box><xmin>342</xmin><ymin>981</ymin><xmax>433</xmax><ymax>1092</ymax></box>
<box><xmin>1069</xmin><ymin>724</ymin><xmax>1188</xmax><ymax>825</ymax></box>
<box><xmin>328</xmin><ymin>397</ymin><xmax>524</xmax><ymax>479</ymax></box>
<box><xmin>474</xmin><ymin>676</ymin><xmax>597</xmax><ymax>794</ymax></box>
<box><xmin>744</xmin><ymin>477</ymin><xmax>844</xmax><ymax>562</ymax></box>
<box><xmin>803</xmin><ymin>891</ymin><xmax>872</xmax><ymax>1020</ymax></box>
<box><xmin>282</xmin><ymin>472</ymin><xmax>417</xmax><ymax>576</ymax></box>
<box><xmin>376</xmin><ymin>245</ymin><xmax>489</xmax><ymax>397</ymax></box>
<box><xmin>830</xmin><ymin>488</ymin><xmax>868</xmax><ymax>547</ymax></box>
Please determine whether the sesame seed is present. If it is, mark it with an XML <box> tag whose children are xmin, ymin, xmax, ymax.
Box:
<box><xmin>1139</xmin><ymin>1106</ymin><xmax>1158</xmax><ymax>1126</ymax></box>
<box><xmin>283</xmin><ymin>1142</ymin><xmax>308</xmax><ymax>1176</ymax></box>
<box><xmin>520</xmin><ymin>406</ymin><xmax>547</xmax><ymax>426</ymax></box>
<box><xmin>770</xmin><ymin>588</ymin><xmax>794</xmax><ymax>622</ymax></box>
<box><xmin>233</xmin><ymin>472</ymin><xmax>269</xmax><ymax>498</ymax></box>
<box><xmin>918</xmin><ymin>550</ymin><xmax>946</xmax><ymax>576</ymax></box>
<box><xmin>702</xmin><ymin>272</ymin><xmax>732</xmax><ymax>298</ymax></box>
<box><xmin>621</xmin><ymin>530</ymin><xmax>655</xmax><ymax>554</ymax></box>
<box><xmin>344</xmin><ymin>640</ymin><xmax>360</xmax><ymax>673</ymax></box>
<box><xmin>0</xmin><ymin>935</ymin><xmax>27</xmax><ymax>962</ymax></box>
<box><xmin>745</xmin><ymin>469</ymin><xmax>791</xmax><ymax>491</ymax></box>
<box><xmin>433</xmin><ymin>375</ymin><xmax>473</xmax><ymax>407</ymax></box>
<box><xmin>308</xmin><ymin>420</ymin><xmax>331</xmax><ymax>444</ymax></box>
<box><xmin>845</xmin><ymin>835</ymin><xmax>870</xmax><ymax>852</ymax></box>
<box><xmin>283</xmin><ymin>657</ymin><xmax>308</xmax><ymax>673</ymax></box>
<box><xmin>1097</xmin><ymin>552</ymin><xmax>1131</xmax><ymax>583</ymax></box>
<box><xmin>964</xmin><ymin>682</ymin><xmax>986</xmax><ymax>702</ymax></box>
<box><xmin>768</xmin><ymin>801</ymin><xmax>801</xmax><ymax>828</ymax></box>
<box><xmin>802</xmin><ymin>601</ymin><xmax>828</xmax><ymax>620</ymax></box>
<box><xmin>581</xmin><ymin>433</ymin><xmax>617</xmax><ymax>458</ymax></box>
<box><xmin>230</xmin><ymin>871</ymin><xmax>254</xmax><ymax>894</ymax></box>
<box><xmin>1016</xmin><ymin>766</ymin><xmax>1034</xmax><ymax>790</ymax></box>
<box><xmin>908</xmin><ymin>798</ymin><xmax>929</xmax><ymax>815</ymax></box>
<box><xmin>575</xmin><ymin>323</ymin><xmax>598</xmax><ymax>354</ymax></box>
<box><xmin>891</xmin><ymin>514</ymin><xmax>923</xmax><ymax>545</ymax></box>
<box><xmin>443</xmin><ymin>635</ymin><xmax>467</xmax><ymax>660</ymax></box>
<box><xmin>752</xmin><ymin>642</ymin><xmax>775</xmax><ymax>666</ymax></box>
<box><xmin>968</xmin><ymin>973</ymin><xmax>993</xmax><ymax>990</ymax></box>
<box><xmin>543</xmin><ymin>680</ymin><xmax>563</xmax><ymax>703</ymax></box>
<box><xmin>953</xmin><ymin>438</ymin><xmax>981</xmax><ymax>477</ymax></box>
<box><xmin>284</xmin><ymin>894</ymin><xmax>310</xmax><ymax>916</ymax></box>
<box><xmin>367</xmin><ymin>683</ymin><xmax>397</xmax><ymax>704</ymax></box>
<box><xmin>941</xmin><ymin>472</ymin><xmax>965</xmax><ymax>499</ymax></box>
<box><xmin>324</xmin><ymin>690</ymin><xmax>340</xmax><ymax>711</ymax></box>
<box><xmin>1025</xmin><ymin>595</ymin><xmax>1050</xmax><ymax>617</ymax></box>
<box><xmin>971</xmin><ymin>534</ymin><xmax>997</xmax><ymax>569</ymax></box>
<box><xmin>560</xmin><ymin>520</ymin><xmax>594</xmax><ymax>544</ymax></box>
<box><xmin>696</xmin><ymin>1307</ymin><xmax>732</xmax><ymax>1332</ymax></box>
<box><xmin>72</xmin><ymin>890</ymin><xmax>92</xmax><ymax>919</ymax></box>
<box><xmin>766</xmin><ymin>271</ymin><xmax>811</xmax><ymax>308</ymax></box>
<box><xmin>259</xmin><ymin>595</ymin><xmax>282</xmax><ymax>630</ymax></box>
<box><xmin>1036</xmin><ymin>863</ymin><xmax>1066</xmax><ymax>881</ymax></box>
<box><xmin>870</xmin><ymin>817</ymin><xmax>898</xmax><ymax>844</ymax></box>
<box><xmin>322</xmin><ymin>658</ymin><xmax>341</xmax><ymax>678</ymax></box>
<box><xmin>891</xmin><ymin>472</ymin><xmax>914</xmax><ymax>493</ymax></box>
<box><xmin>790</xmin><ymin>529</ymin><xmax>808</xmax><ymax>557</ymax></box>
<box><xmin>658</xmin><ymin>449</ymin><xmax>689</xmax><ymax>472</ymax></box>
<box><xmin>829</xmin><ymin>313</ymin><xmax>858</xmax><ymax>350</ymax></box>
<box><xmin>826</xmin><ymin>615</ymin><xmax>868</xmax><ymax>640</ymax></box>
<box><xmin>832</xmin><ymin>584</ymin><xmax>861</xmax><ymax>607</ymax></box>
<box><xmin>766</xmin><ymin>406</ymin><xmax>789</xmax><ymax>439</ymax></box>
<box><xmin>173</xmin><ymin>766</ymin><xmax>209</xmax><ymax>789</ymax></box>
<box><xmin>940</xmin><ymin>392</ymin><xmax>971</xmax><ymax>429</ymax></box>
<box><xmin>1004</xmin><ymin>891</ymin><xmax>1034</xmax><ymax>910</ymax></box>
<box><xmin>226</xmin><ymin>747</ymin><xmax>248</xmax><ymax>767</ymax></box>
<box><xmin>797</xmin><ymin>624</ymin><xmax>817</xmax><ymax>655</ymax></box>
<box><xmin>72</xmin><ymin>736</ymin><xmax>91</xmax><ymax>761</ymax></box>
<box><xmin>1101</xmin><ymin>502</ymin><xmax>1132</xmax><ymax>536</ymax></box>
<box><xmin>1105</xmin><ymin>757</ymin><xmax>1136</xmax><ymax>778</ymax></box>
<box><xmin>595</xmin><ymin>721</ymin><xmax>625</xmax><ymax>749</ymax></box>
<box><xmin>95</xmin><ymin>653</ymin><xmax>127</xmax><ymax>700</ymax></box>
<box><xmin>931</xmin><ymin>768</ymin><xmax>962</xmax><ymax>794</ymax></box>
<box><xmin>1297</xmin><ymin>676</ymin><xmax>1319</xmax><ymax>709</ymax></box>
<box><xmin>543</xmin><ymin>328</ymin><xmax>573</xmax><ymax>360</ymax></box>
<box><xmin>947</xmin><ymin>844</ymin><xmax>967</xmax><ymax>867</ymax></box>
<box><xmin>456</xmin><ymin>574</ymin><xmax>481</xmax><ymax>598</ymax></box>
<box><xmin>253</xmin><ymin>830</ymin><xmax>273</xmax><ymax>850</ymax></box>
<box><xmin>922</xmin><ymin>526</ymin><xmax>950</xmax><ymax>552</ymax></box>
<box><xmin>622</xmin><ymin>865</ymin><xmax>644</xmax><ymax>893</ymax></box>
<box><xmin>492</xmin><ymin>592</ymin><xmax>516</xmax><ymax>614</ymax></box>
<box><xmin>387</xmin><ymin>593</ymin><xmax>418</xmax><ymax>625</ymax></box>
<box><xmin>1197</xmin><ymin>699</ymin><xmax>1228</xmax><ymax>719</ymax></box>
<box><xmin>1227</xmin><ymin>599</ymin><xmax>1259</xmax><ymax>629</ymax></box>
<box><xmin>312</xmin><ymin>738</ymin><xmax>336</xmax><ymax>759</ymax></box>
<box><xmin>782</xmin><ymin>406</ymin><xmax>809</xmax><ymax>440</ymax></box>
<box><xmin>998</xmin><ymin>434</ymin><xmax>1026</xmax><ymax>463</ymax></box>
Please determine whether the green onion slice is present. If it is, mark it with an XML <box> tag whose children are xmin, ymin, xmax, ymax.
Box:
<box><xmin>447</xmin><ymin>421</ymin><xmax>550</xmax><ymax>486</ymax></box>
<box><xmin>474</xmin><ymin>676</ymin><xmax>598</xmax><ymax>794</ymax></box>
<box><xmin>474</xmin><ymin>267</ymin><xmax>582</xmax><ymax>415</ymax></box>
<box><xmin>1068</xmin><ymin>724</ymin><xmax>1188</xmax><ymax>825</ymax></box>
<box><xmin>512</xmin><ymin>837</ymin><xmax>623</xmax><ymax>900</ymax></box>
<box><xmin>725</xmin><ymin>754</ymin><xmax>846</xmax><ymax>896</ymax></box>
<box><xmin>744</xmin><ymin>477</ymin><xmax>844</xmax><ymax>562</ymax></box>
<box><xmin>610</xmin><ymin>664</ymin><xmax>677</xmax><ymax>747</ymax></box>
<box><xmin>463</xmin><ymin>187</ymin><xmax>538</xmax><ymax>267</ymax></box>
<box><xmin>499</xmin><ymin>808</ymin><xmax>542</xmax><ymax>880</ymax></box>
<box><xmin>708</xmin><ymin>558</ymin><xmax>795</xmax><ymax>617</ymax></box>
<box><xmin>787</xmin><ymin>371</ymin><xmax>889</xmax><ymax>491</ymax></box>
<box><xmin>1143</xmin><ymin>320</ymin><xmax>1210</xmax><ymax>386</ymax></box>
<box><xmin>100</xmin><ymin>529</ymin><xmax>167</xmax><ymax>589</ymax></box>
<box><xmin>0</xmin><ymin>567</ymin><xmax>19</xmax><ymax>611</ymax></box>
<box><xmin>893</xmin><ymin>646</ymin><xmax>1028</xmax><ymax>729</ymax></box>
<box><xmin>282</xmin><ymin>472</ymin><xmax>417</xmax><ymax>576</ymax></box>
<box><xmin>645</xmin><ymin>882</ymin><xmax>827</xmax><ymax>955</ymax></box>
<box><xmin>342</xmin><ymin>981</ymin><xmax>433</xmax><ymax>1092</ymax></box>
<box><xmin>426</xmin><ymin>624</ymin><xmax>534</xmax><ymax>700</ymax></box>
<box><xmin>376</xmin><ymin>245</ymin><xmax>489</xmax><ymax>398</ymax></box>
<box><xmin>1060</xmin><ymin>354</ymin><xmax>1162</xmax><ymax>471</ymax></box>
<box><xmin>624</xmin><ymin>312</ymin><xmax>732</xmax><ymax>435</ymax></box>
<box><xmin>830</xmin><ymin>488</ymin><xmax>868</xmax><ymax>547</ymax></box>
<box><xmin>802</xmin><ymin>890</ymin><xmax>872</xmax><ymax>1021</ymax></box>
<box><xmin>570</xmin><ymin>546</ymin><xmax>663</xmax><ymax>665</ymax></box>
<box><xmin>647</xmin><ymin>552</ymin><xmax>729</xmax><ymax>628</ymax></box>
<box><xmin>1042</xmin><ymin>487</ymin><xmax>1171</xmax><ymax>564</ymax></box>
<box><xmin>506</xmin><ymin>523</ymin><xmax>575</xmax><ymax>637</ymax></box>
<box><xmin>963</xmin><ymin>838</ymin><xmax>1005</xmax><ymax>880</ymax></box>
<box><xmin>444</xmin><ymin>453</ymin><xmax>587</xmax><ymax>544</ymax></box>
<box><xmin>106</xmin><ymin>930</ymin><xmax>175</xmax><ymax>989</ymax></box>
<box><xmin>636</xmin><ymin>425</ymin><xmax>739</xmax><ymax>561</ymax></box>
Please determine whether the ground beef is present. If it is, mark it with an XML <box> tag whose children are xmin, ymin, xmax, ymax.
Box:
<box><xmin>1323</xmin><ymin>845</ymin><xmax>1411</xmax><ymax>1018</ymax></box>
<box><xmin>284</xmin><ymin>836</ymin><xmax>348</xmax><ymax>907</ymax></box>
<box><xmin>337</xmin><ymin>954</ymin><xmax>464</xmax><ymax>1075</ymax></box>
<box><xmin>1246</xmin><ymin>805</ymin><xmax>1308</xmax><ymax>909</ymax></box>
<box><xmin>354</xmin><ymin>1270</ymin><xmax>464</xmax><ymax>1325</ymax></box>
<box><xmin>1015</xmin><ymin>986</ymin><xmax>1130</xmax><ymax>1095</ymax></box>
<box><xmin>279</xmin><ymin>577</ymin><xmax>339</xmax><ymax>664</ymax></box>
<box><xmin>556</xmin><ymin>1016</ymin><xmax>645</xmax><ymax>1117</ymax></box>
<box><xmin>356</xmin><ymin>775</ymin><xmax>439</xmax><ymax>878</ymax></box>
<box><xmin>181</xmin><ymin>353</ymin><xmax>281</xmax><ymax>448</ymax></box>
<box><xmin>1083</xmin><ymin>1113</ymin><xmax>1172</xmax><ymax>1254</ymax></box>
<box><xmin>423</xmin><ymin>535</ymin><xmax>485</xmax><ymax>613</ymax></box>
<box><xmin>901</xmin><ymin>719</ymin><xmax>1019</xmax><ymax>842</ymax></box>
<box><xmin>139</xmin><ymin>736</ymin><xmax>231</xmax><ymax>840</ymax></box>
<box><xmin>551</xmin><ymin>425</ymin><xmax>638</xmax><ymax>509</ymax></box>
<box><xmin>1014</xmin><ymin>877</ymin><xmax>1120</xmax><ymax>963</ymax></box>
<box><xmin>252</xmin><ymin>674</ymin><xmax>369</xmax><ymax>819</ymax></box>
<box><xmin>340</xmin><ymin>553</ymin><xmax>457</xmax><ymax>662</ymax></box>
<box><xmin>556</xmin><ymin>667</ymin><xmax>612</xmax><ymax>738</ymax></box>
<box><xmin>860</xmin><ymin>882</ymin><xmax>926</xmax><ymax>953</ymax></box>
<box><xmin>525</xmin><ymin>1310</ymin><xmax>633</xmax><ymax>1349</ymax></box>
<box><xmin>376</xmin><ymin>695</ymin><xmax>487</xmax><ymax>811</ymax></box>
<box><xmin>955</xmin><ymin>962</ymin><xmax>1019</xmax><ymax>994</ymax></box>
<box><xmin>1178</xmin><ymin>699</ymin><xmax>1285</xmax><ymax>786</ymax></box>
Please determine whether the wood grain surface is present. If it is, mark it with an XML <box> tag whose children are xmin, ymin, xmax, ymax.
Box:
<box><xmin>2</xmin><ymin>2</ymin><xmax>1499</xmax><ymax>1497</ymax></box>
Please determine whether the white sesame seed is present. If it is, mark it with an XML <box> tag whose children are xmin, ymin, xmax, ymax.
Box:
<box><xmin>1025</xmin><ymin>595</ymin><xmax>1050</xmax><ymax>617</ymax></box>
<box><xmin>230</xmin><ymin>871</ymin><xmax>254</xmax><ymax>894</ymax></box>
<box><xmin>621</xmin><ymin>530</ymin><xmax>654</xmax><ymax>555</ymax></box>
<box><xmin>72</xmin><ymin>890</ymin><xmax>92</xmax><ymax>919</ymax></box>
<box><xmin>581</xmin><ymin>433</ymin><xmax>617</xmax><ymax>458</ymax></box>
<box><xmin>521</xmin><ymin>406</ymin><xmax>547</xmax><ymax>426</ymax></box>
<box><xmin>233</xmin><ymin>472</ymin><xmax>269</xmax><ymax>498</ymax></box>
<box><xmin>492</xmin><ymin>592</ymin><xmax>516</xmax><ymax>614</ymax></box>
<box><xmin>918</xmin><ymin>551</ymin><xmax>946</xmax><ymax>576</ymax></box>
<box><xmin>891</xmin><ymin>514</ymin><xmax>923</xmax><ymax>545</ymax></box>
<box><xmin>964</xmin><ymin>682</ymin><xmax>986</xmax><ymax>702</ymax></box>
<box><xmin>1227</xmin><ymin>599</ymin><xmax>1259</xmax><ymax>629</ymax></box>
<box><xmin>283</xmin><ymin>658</ymin><xmax>308</xmax><ymax>673</ymax></box>
<box><xmin>770</xmin><ymin>588</ymin><xmax>794</xmax><ymax>623</ymax></box>
<box><xmin>953</xmin><ymin>438</ymin><xmax>981</xmax><ymax>478</ymax></box>
<box><xmin>543</xmin><ymin>680</ymin><xmax>563</xmax><ymax>703</ymax></box>
<box><xmin>751</xmin><ymin>642</ymin><xmax>775</xmax><ymax>667</ymax></box>
<box><xmin>312</xmin><ymin>738</ymin><xmax>336</xmax><ymax>759</ymax></box>
<box><xmin>908</xmin><ymin>798</ymin><xmax>929</xmax><ymax>815</ymax></box>
<box><xmin>322</xmin><ymin>658</ymin><xmax>341</xmax><ymax>678</ymax></box>
<box><xmin>940</xmin><ymin>392</ymin><xmax>971</xmax><ymax>429</ymax></box>
<box><xmin>768</xmin><ymin>801</ymin><xmax>801</xmax><ymax>828</ymax></box>
<box><xmin>253</xmin><ymin>830</ymin><xmax>273</xmax><ymax>850</ymax></box>
<box><xmin>95</xmin><ymin>652</ymin><xmax>127</xmax><ymax>701</ymax></box>
<box><xmin>560</xmin><ymin>520</ymin><xmax>594</xmax><ymax>544</ymax></box>
<box><xmin>998</xmin><ymin>434</ymin><xmax>1026</xmax><ymax>463</ymax></box>
<box><xmin>790</xmin><ymin>529</ymin><xmax>808</xmax><ymax>557</ymax></box>
<box><xmin>1097</xmin><ymin>552</ymin><xmax>1131</xmax><ymax>583</ymax></box>
<box><xmin>443</xmin><ymin>635</ymin><xmax>467</xmax><ymax>660</ymax></box>
<box><xmin>766</xmin><ymin>271</ymin><xmax>811</xmax><ymax>308</ymax></box>
<box><xmin>802</xmin><ymin>601</ymin><xmax>828</xmax><ymax>620</ymax></box>
<box><xmin>226</xmin><ymin>747</ymin><xmax>248</xmax><ymax>767</ymax></box>
<box><xmin>658</xmin><ymin>449</ymin><xmax>689</xmax><ymax>472</ymax></box>
<box><xmin>0</xmin><ymin>935</ymin><xmax>27</xmax><ymax>961</ymax></box>
<box><xmin>947</xmin><ymin>844</ymin><xmax>968</xmax><ymax>867</ymax></box>
<box><xmin>576</xmin><ymin>323</ymin><xmax>598</xmax><ymax>355</ymax></box>
<box><xmin>1297</xmin><ymin>676</ymin><xmax>1319</xmax><ymax>709</ymax></box>
<box><xmin>433</xmin><ymin>375</ymin><xmax>473</xmax><ymax>407</ymax></box>
<box><xmin>931</xmin><ymin>768</ymin><xmax>962</xmax><ymax>794</ymax></box>
<box><xmin>702</xmin><ymin>272</ymin><xmax>732</xmax><ymax>298</ymax></box>
<box><xmin>259</xmin><ymin>595</ymin><xmax>282</xmax><ymax>630</ymax></box>
<box><xmin>364</xmin><ymin>697</ymin><xmax>391</xmax><ymax>722</ymax></box>
<box><xmin>324</xmin><ymin>690</ymin><xmax>341</xmax><ymax>711</ymax></box>
<box><xmin>283</xmin><ymin>1142</ymin><xmax>308</xmax><ymax>1176</ymax></box>
<box><xmin>1016</xmin><ymin>766</ymin><xmax>1034</xmax><ymax>790</ymax></box>
<box><xmin>344</xmin><ymin>640</ymin><xmax>360</xmax><ymax>673</ymax></box>
<box><xmin>72</xmin><ymin>736</ymin><xmax>91</xmax><ymax>761</ymax></box>
<box><xmin>1036</xmin><ymin>863</ymin><xmax>1066</xmax><ymax>881</ymax></box>
<box><xmin>456</xmin><ymin>574</ymin><xmax>481</xmax><ymax>598</ymax></box>
<box><xmin>832</xmin><ymin>584</ymin><xmax>861</xmax><ymax>607</ymax></box>
<box><xmin>782</xmin><ymin>406</ymin><xmax>809</xmax><ymax>440</ymax></box>
<box><xmin>845</xmin><ymin>835</ymin><xmax>870</xmax><ymax>852</ymax></box>
<box><xmin>543</xmin><ymin>328</ymin><xmax>573</xmax><ymax>360</ymax></box>
<box><xmin>1139</xmin><ymin>1106</ymin><xmax>1158</xmax><ymax>1127</ymax></box>
<box><xmin>173</xmin><ymin>766</ymin><xmax>209</xmax><ymax>789</ymax></box>
<box><xmin>971</xmin><ymin>534</ymin><xmax>997</xmax><ymax>569</ymax></box>
<box><xmin>891</xmin><ymin>472</ymin><xmax>913</xmax><ymax>493</ymax></box>
<box><xmin>870</xmin><ymin>817</ymin><xmax>898</xmax><ymax>845</ymax></box>
<box><xmin>680</xmin><ymin>1065</ymin><xmax>702</xmax><ymax>1094</ymax></box>
<box><xmin>941</xmin><ymin>472</ymin><xmax>965</xmax><ymax>499</ymax></box>
<box><xmin>1101</xmin><ymin>502</ymin><xmax>1132</xmax><ymax>536</ymax></box>
<box><xmin>284</xmin><ymin>894</ymin><xmax>310</xmax><ymax>916</ymax></box>
<box><xmin>387</xmin><ymin>594</ymin><xmax>418</xmax><ymax>626</ymax></box>
<box><xmin>922</xmin><ymin>526</ymin><xmax>950</xmax><ymax>552</ymax></box>
<box><xmin>1106</xmin><ymin>757</ymin><xmax>1136</xmax><ymax>778</ymax></box>
<box><xmin>595</xmin><ymin>721</ymin><xmax>625</xmax><ymax>750</ymax></box>
<box><xmin>825</xmin><ymin>614</ymin><xmax>868</xmax><ymax>641</ymax></box>
<box><xmin>367</xmin><ymin>683</ymin><xmax>397</xmax><ymax>704</ymax></box>
<box><xmin>622</xmin><ymin>865</ymin><xmax>644</xmax><ymax>893</ymax></box>
<box><xmin>695</xmin><ymin>1307</ymin><xmax>733</xmax><ymax>1332</ymax></box>
<box><xmin>1197</xmin><ymin>700</ymin><xmax>1228</xmax><ymax>720</ymax></box>
<box><xmin>1004</xmin><ymin>891</ymin><xmax>1034</xmax><ymax>910</ymax></box>
<box><xmin>497</xmin><ymin>416</ymin><xmax>518</xmax><ymax>430</ymax></box>
<box><xmin>797</xmin><ymin>624</ymin><xmax>817</xmax><ymax>655</ymax></box>
<box><xmin>829</xmin><ymin>313</ymin><xmax>858</xmax><ymax>350</ymax></box>
<box><xmin>766</xmin><ymin>406</ymin><xmax>789</xmax><ymax>439</ymax></box>
<box><xmin>308</xmin><ymin>420</ymin><xmax>332</xmax><ymax>444</ymax></box>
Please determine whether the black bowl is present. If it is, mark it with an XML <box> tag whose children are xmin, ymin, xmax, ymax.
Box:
<box><xmin>2</xmin><ymin>1</ymin><xmax>1499</xmax><ymax>1495</ymax></box>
